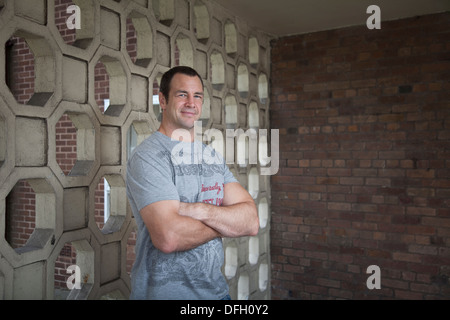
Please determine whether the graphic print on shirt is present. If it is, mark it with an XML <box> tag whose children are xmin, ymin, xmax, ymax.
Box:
<box><xmin>157</xmin><ymin>148</ymin><xmax>226</xmax><ymax>206</ymax></box>
<box><xmin>200</xmin><ymin>182</ymin><xmax>224</xmax><ymax>206</ymax></box>
<box><xmin>146</xmin><ymin>238</ymin><xmax>224</xmax><ymax>289</ymax></box>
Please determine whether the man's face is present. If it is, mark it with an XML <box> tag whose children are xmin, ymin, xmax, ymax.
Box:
<box><xmin>159</xmin><ymin>73</ymin><xmax>204</xmax><ymax>131</ymax></box>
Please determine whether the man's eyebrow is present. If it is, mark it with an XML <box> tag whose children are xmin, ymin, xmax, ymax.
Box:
<box><xmin>175</xmin><ymin>90</ymin><xmax>204</xmax><ymax>96</ymax></box>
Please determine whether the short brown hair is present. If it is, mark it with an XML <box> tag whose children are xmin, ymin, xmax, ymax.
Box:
<box><xmin>159</xmin><ymin>66</ymin><xmax>204</xmax><ymax>102</ymax></box>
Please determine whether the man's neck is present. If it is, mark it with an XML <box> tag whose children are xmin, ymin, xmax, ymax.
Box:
<box><xmin>158</xmin><ymin>124</ymin><xmax>195</xmax><ymax>142</ymax></box>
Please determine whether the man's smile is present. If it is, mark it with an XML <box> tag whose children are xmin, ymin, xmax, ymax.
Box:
<box><xmin>180</xmin><ymin>110</ymin><xmax>198</xmax><ymax>116</ymax></box>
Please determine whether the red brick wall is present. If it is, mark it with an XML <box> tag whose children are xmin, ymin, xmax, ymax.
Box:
<box><xmin>270</xmin><ymin>12</ymin><xmax>450</xmax><ymax>299</ymax></box>
<box><xmin>5</xmin><ymin>181</ymin><xmax>35</xmax><ymax>249</ymax></box>
<box><xmin>55</xmin><ymin>0</ymin><xmax>76</xmax><ymax>45</ymax></box>
<box><xmin>54</xmin><ymin>243</ymin><xmax>76</xmax><ymax>289</ymax></box>
<box><xmin>56</xmin><ymin>114</ymin><xmax>77</xmax><ymax>175</ymax></box>
<box><xmin>7</xmin><ymin>36</ymin><xmax>35</xmax><ymax>104</ymax></box>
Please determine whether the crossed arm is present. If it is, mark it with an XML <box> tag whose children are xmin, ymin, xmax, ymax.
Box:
<box><xmin>139</xmin><ymin>182</ymin><xmax>259</xmax><ymax>254</ymax></box>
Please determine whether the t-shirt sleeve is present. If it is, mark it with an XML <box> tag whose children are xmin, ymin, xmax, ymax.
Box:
<box><xmin>223</xmin><ymin>162</ymin><xmax>238</xmax><ymax>185</ymax></box>
<box><xmin>126</xmin><ymin>150</ymin><xmax>180</xmax><ymax>211</ymax></box>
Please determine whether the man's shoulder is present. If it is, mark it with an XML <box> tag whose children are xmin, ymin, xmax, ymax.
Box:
<box><xmin>134</xmin><ymin>131</ymin><xmax>168</xmax><ymax>152</ymax></box>
<box><xmin>129</xmin><ymin>132</ymin><xmax>173</xmax><ymax>166</ymax></box>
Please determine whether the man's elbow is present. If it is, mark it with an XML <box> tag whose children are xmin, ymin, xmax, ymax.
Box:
<box><xmin>249</xmin><ymin>217</ymin><xmax>260</xmax><ymax>236</ymax></box>
<box><xmin>248</xmin><ymin>205</ymin><xmax>260</xmax><ymax>236</ymax></box>
<box><xmin>156</xmin><ymin>242</ymin><xmax>177</xmax><ymax>254</ymax></box>
<box><xmin>153</xmin><ymin>232</ymin><xmax>178</xmax><ymax>254</ymax></box>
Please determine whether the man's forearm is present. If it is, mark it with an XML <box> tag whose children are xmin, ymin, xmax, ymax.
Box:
<box><xmin>169</xmin><ymin>214</ymin><xmax>222</xmax><ymax>252</ymax></box>
<box><xmin>140</xmin><ymin>200</ymin><xmax>222</xmax><ymax>254</ymax></box>
<box><xmin>179</xmin><ymin>201</ymin><xmax>259</xmax><ymax>238</ymax></box>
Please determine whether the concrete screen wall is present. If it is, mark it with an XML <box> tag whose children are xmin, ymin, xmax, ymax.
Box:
<box><xmin>0</xmin><ymin>0</ymin><xmax>272</xmax><ymax>299</ymax></box>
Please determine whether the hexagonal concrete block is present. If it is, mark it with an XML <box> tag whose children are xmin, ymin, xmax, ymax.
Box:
<box><xmin>15</xmin><ymin>117</ymin><xmax>47</xmax><ymax>166</ymax></box>
<box><xmin>194</xmin><ymin>49</ymin><xmax>207</xmax><ymax>79</ymax></box>
<box><xmin>100</xmin><ymin>7</ymin><xmax>120</xmax><ymax>50</ymax></box>
<box><xmin>47</xmin><ymin>101</ymin><xmax>101</xmax><ymax>188</ymax></box>
<box><xmin>0</xmin><ymin>97</ymin><xmax>14</xmax><ymax>184</ymax></box>
<box><xmin>100</xmin><ymin>126</ymin><xmax>121</xmax><ymax>165</ymax></box>
<box><xmin>62</xmin><ymin>56</ymin><xmax>87</xmax><ymax>103</ymax></box>
<box><xmin>0</xmin><ymin>166</ymin><xmax>63</xmax><ymax>268</ymax></box>
<box><xmin>174</xmin><ymin>31</ymin><xmax>194</xmax><ymax>67</ymax></box>
<box><xmin>13</xmin><ymin>261</ymin><xmax>45</xmax><ymax>299</ymax></box>
<box><xmin>210</xmin><ymin>16</ymin><xmax>223</xmax><ymax>46</ymax></box>
<box><xmin>125</xmin><ymin>8</ymin><xmax>154</xmax><ymax>69</ymax></box>
<box><xmin>155</xmin><ymin>32</ymin><xmax>170</xmax><ymax>67</ymax></box>
<box><xmin>14</xmin><ymin>0</ymin><xmax>46</xmax><ymax>25</ymax></box>
<box><xmin>174</xmin><ymin>0</ymin><xmax>189</xmax><ymax>30</ymax></box>
<box><xmin>63</xmin><ymin>187</ymin><xmax>88</xmax><ymax>231</ymax></box>
<box><xmin>100</xmin><ymin>242</ymin><xmax>120</xmax><ymax>285</ymax></box>
<box><xmin>153</xmin><ymin>0</ymin><xmax>175</xmax><ymax>27</ymax></box>
<box><xmin>0</xmin><ymin>17</ymin><xmax>62</xmax><ymax>118</ymax></box>
<box><xmin>130</xmin><ymin>75</ymin><xmax>148</xmax><ymax>112</ymax></box>
<box><xmin>193</xmin><ymin>2</ymin><xmax>210</xmax><ymax>44</ymax></box>
<box><xmin>226</xmin><ymin>63</ymin><xmax>235</xmax><ymax>90</ymax></box>
<box><xmin>210</xmin><ymin>97</ymin><xmax>222</xmax><ymax>125</ymax></box>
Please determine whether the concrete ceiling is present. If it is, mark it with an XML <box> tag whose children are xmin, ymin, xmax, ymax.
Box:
<box><xmin>210</xmin><ymin>0</ymin><xmax>450</xmax><ymax>37</ymax></box>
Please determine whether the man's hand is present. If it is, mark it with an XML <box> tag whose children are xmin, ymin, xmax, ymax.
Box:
<box><xmin>178</xmin><ymin>182</ymin><xmax>259</xmax><ymax>238</ymax></box>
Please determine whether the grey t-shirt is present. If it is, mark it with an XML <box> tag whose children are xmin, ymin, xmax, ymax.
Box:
<box><xmin>126</xmin><ymin>131</ymin><xmax>237</xmax><ymax>300</ymax></box>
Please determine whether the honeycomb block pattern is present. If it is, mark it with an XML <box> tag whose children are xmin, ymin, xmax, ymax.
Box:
<box><xmin>0</xmin><ymin>0</ymin><xmax>272</xmax><ymax>300</ymax></box>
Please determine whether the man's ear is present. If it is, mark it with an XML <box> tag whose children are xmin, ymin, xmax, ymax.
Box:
<box><xmin>159</xmin><ymin>92</ymin><xmax>166</xmax><ymax>110</ymax></box>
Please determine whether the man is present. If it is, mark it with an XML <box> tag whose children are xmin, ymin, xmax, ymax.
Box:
<box><xmin>126</xmin><ymin>66</ymin><xmax>259</xmax><ymax>300</ymax></box>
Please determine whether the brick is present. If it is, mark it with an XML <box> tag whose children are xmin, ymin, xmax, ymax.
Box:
<box><xmin>328</xmin><ymin>202</ymin><xmax>351</xmax><ymax>211</ymax></box>
<box><xmin>351</xmin><ymin>79</ymin><xmax>376</xmax><ymax>88</ymax></box>
<box><xmin>393</xmin><ymin>252</ymin><xmax>422</xmax><ymax>263</ymax></box>
<box><xmin>407</xmin><ymin>169</ymin><xmax>435</xmax><ymax>179</ymax></box>
<box><xmin>340</xmin><ymin>177</ymin><xmax>364</xmax><ymax>185</ymax></box>
<box><xmin>422</xmin><ymin>217</ymin><xmax>450</xmax><ymax>228</ymax></box>
<box><xmin>303</xmin><ymin>83</ymin><xmax>327</xmax><ymax>92</ymax></box>
<box><xmin>379</xmin><ymin>151</ymin><xmax>405</xmax><ymax>159</ymax></box>
<box><xmin>366</xmin><ymin>178</ymin><xmax>391</xmax><ymax>186</ymax></box>
<box><xmin>352</xmin><ymin>203</ymin><xmax>378</xmax><ymax>213</ymax></box>
<box><xmin>408</xmin><ymin>245</ymin><xmax>437</xmax><ymax>255</ymax></box>
<box><xmin>316</xmin><ymin>278</ymin><xmax>340</xmax><ymax>289</ymax></box>
<box><xmin>328</xmin><ymin>116</ymin><xmax>352</xmax><ymax>124</ymax></box>
<box><xmin>395</xmin><ymin>290</ymin><xmax>424</xmax><ymax>300</ymax></box>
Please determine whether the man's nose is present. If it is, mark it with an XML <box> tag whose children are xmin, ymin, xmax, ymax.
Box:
<box><xmin>186</xmin><ymin>94</ymin><xmax>196</xmax><ymax>107</ymax></box>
